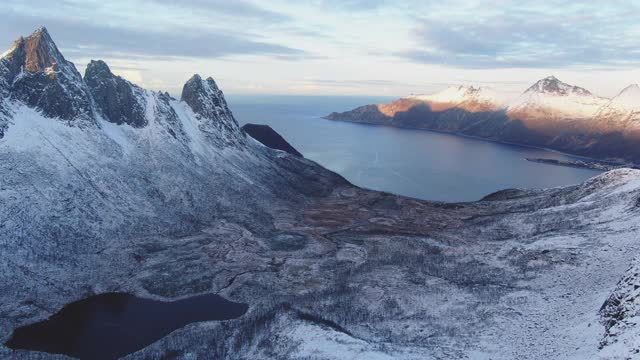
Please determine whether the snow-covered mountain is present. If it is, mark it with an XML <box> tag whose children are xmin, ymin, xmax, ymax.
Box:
<box><xmin>406</xmin><ymin>85</ymin><xmax>506</xmax><ymax>112</ymax></box>
<box><xmin>327</xmin><ymin>76</ymin><xmax>640</xmax><ymax>163</ymax></box>
<box><xmin>0</xmin><ymin>27</ymin><xmax>95</xmax><ymax>129</ymax></box>
<box><xmin>612</xmin><ymin>84</ymin><xmax>640</xmax><ymax>111</ymax></box>
<box><xmin>0</xmin><ymin>26</ymin><xmax>346</xmax><ymax>284</ymax></box>
<box><xmin>508</xmin><ymin>76</ymin><xmax>609</xmax><ymax>120</ymax></box>
<box><xmin>594</xmin><ymin>84</ymin><xmax>640</xmax><ymax>129</ymax></box>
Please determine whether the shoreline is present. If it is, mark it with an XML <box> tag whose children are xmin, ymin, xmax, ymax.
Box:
<box><xmin>322</xmin><ymin>116</ymin><xmax>637</xmax><ymax>168</ymax></box>
<box><xmin>524</xmin><ymin>157</ymin><xmax>633</xmax><ymax>171</ymax></box>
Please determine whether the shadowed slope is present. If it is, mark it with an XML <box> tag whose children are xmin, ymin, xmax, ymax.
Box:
<box><xmin>242</xmin><ymin>123</ymin><xmax>303</xmax><ymax>157</ymax></box>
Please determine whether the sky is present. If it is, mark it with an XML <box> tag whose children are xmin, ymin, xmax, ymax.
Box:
<box><xmin>0</xmin><ymin>0</ymin><xmax>639</xmax><ymax>98</ymax></box>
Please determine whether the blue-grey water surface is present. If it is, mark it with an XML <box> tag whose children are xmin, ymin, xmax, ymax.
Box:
<box><xmin>228</xmin><ymin>95</ymin><xmax>603</xmax><ymax>202</ymax></box>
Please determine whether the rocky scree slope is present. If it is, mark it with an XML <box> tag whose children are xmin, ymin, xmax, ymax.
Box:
<box><xmin>1</xmin><ymin>28</ymin><xmax>640</xmax><ymax>360</ymax></box>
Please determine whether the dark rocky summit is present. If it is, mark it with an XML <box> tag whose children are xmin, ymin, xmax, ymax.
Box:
<box><xmin>181</xmin><ymin>74</ymin><xmax>244</xmax><ymax>145</ymax></box>
<box><xmin>242</xmin><ymin>123</ymin><xmax>303</xmax><ymax>157</ymax></box>
<box><xmin>84</xmin><ymin>60</ymin><xmax>147</xmax><ymax>128</ymax></box>
<box><xmin>0</xmin><ymin>27</ymin><xmax>94</xmax><ymax>125</ymax></box>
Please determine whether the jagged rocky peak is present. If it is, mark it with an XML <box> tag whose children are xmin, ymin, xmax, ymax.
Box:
<box><xmin>2</xmin><ymin>27</ymin><xmax>63</xmax><ymax>78</ymax></box>
<box><xmin>181</xmin><ymin>74</ymin><xmax>243</xmax><ymax>142</ymax></box>
<box><xmin>84</xmin><ymin>59</ymin><xmax>147</xmax><ymax>128</ymax></box>
<box><xmin>525</xmin><ymin>76</ymin><xmax>592</xmax><ymax>96</ymax></box>
<box><xmin>181</xmin><ymin>74</ymin><xmax>227</xmax><ymax>118</ymax></box>
<box><xmin>0</xmin><ymin>27</ymin><xmax>94</xmax><ymax>123</ymax></box>
<box><xmin>19</xmin><ymin>27</ymin><xmax>64</xmax><ymax>76</ymax></box>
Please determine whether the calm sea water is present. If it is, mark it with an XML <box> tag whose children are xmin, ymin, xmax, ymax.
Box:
<box><xmin>227</xmin><ymin>95</ymin><xmax>603</xmax><ymax>202</ymax></box>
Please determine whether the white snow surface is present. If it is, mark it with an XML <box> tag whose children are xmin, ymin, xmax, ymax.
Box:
<box><xmin>510</xmin><ymin>92</ymin><xmax>608</xmax><ymax>118</ymax></box>
<box><xmin>508</xmin><ymin>78</ymin><xmax>609</xmax><ymax>119</ymax></box>
<box><xmin>3</xmin><ymin>104</ymin><xmax>640</xmax><ymax>360</ymax></box>
<box><xmin>599</xmin><ymin>256</ymin><xmax>640</xmax><ymax>359</ymax></box>
<box><xmin>403</xmin><ymin>77</ymin><xmax>640</xmax><ymax>124</ymax></box>
<box><xmin>612</xmin><ymin>84</ymin><xmax>640</xmax><ymax>110</ymax></box>
<box><xmin>594</xmin><ymin>84</ymin><xmax>640</xmax><ymax>127</ymax></box>
<box><xmin>407</xmin><ymin>85</ymin><xmax>507</xmax><ymax>107</ymax></box>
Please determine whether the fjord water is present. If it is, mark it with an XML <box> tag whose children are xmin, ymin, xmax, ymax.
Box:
<box><xmin>6</xmin><ymin>293</ymin><xmax>248</xmax><ymax>360</ymax></box>
<box><xmin>228</xmin><ymin>95</ymin><xmax>603</xmax><ymax>202</ymax></box>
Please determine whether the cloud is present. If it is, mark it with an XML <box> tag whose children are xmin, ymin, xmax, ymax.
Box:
<box><xmin>308</xmin><ymin>0</ymin><xmax>389</xmax><ymax>11</ymax></box>
<box><xmin>0</xmin><ymin>11</ymin><xmax>309</xmax><ymax>61</ymax></box>
<box><xmin>296</xmin><ymin>79</ymin><xmax>407</xmax><ymax>87</ymax></box>
<box><xmin>145</xmin><ymin>0</ymin><xmax>291</xmax><ymax>22</ymax></box>
<box><xmin>399</xmin><ymin>2</ymin><xmax>640</xmax><ymax>68</ymax></box>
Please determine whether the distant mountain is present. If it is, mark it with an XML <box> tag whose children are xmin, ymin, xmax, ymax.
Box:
<box><xmin>508</xmin><ymin>76</ymin><xmax>608</xmax><ymax>120</ymax></box>
<box><xmin>594</xmin><ymin>84</ymin><xmax>640</xmax><ymax>128</ymax></box>
<box><xmin>406</xmin><ymin>85</ymin><xmax>506</xmax><ymax>112</ymax></box>
<box><xmin>326</xmin><ymin>76</ymin><xmax>640</xmax><ymax>163</ymax></box>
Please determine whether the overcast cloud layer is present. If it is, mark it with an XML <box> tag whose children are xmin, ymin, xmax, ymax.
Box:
<box><xmin>0</xmin><ymin>0</ymin><xmax>638</xmax><ymax>96</ymax></box>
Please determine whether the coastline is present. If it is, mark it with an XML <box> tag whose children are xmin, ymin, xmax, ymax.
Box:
<box><xmin>524</xmin><ymin>157</ymin><xmax>632</xmax><ymax>171</ymax></box>
<box><xmin>322</xmin><ymin>115</ymin><xmax>637</xmax><ymax>168</ymax></box>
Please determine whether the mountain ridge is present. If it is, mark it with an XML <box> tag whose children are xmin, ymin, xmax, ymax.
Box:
<box><xmin>524</xmin><ymin>75</ymin><xmax>593</xmax><ymax>96</ymax></box>
<box><xmin>326</xmin><ymin>76</ymin><xmax>640</xmax><ymax>163</ymax></box>
<box><xmin>0</xmin><ymin>26</ymin><xmax>95</xmax><ymax>125</ymax></box>
<box><xmin>2</xmin><ymin>27</ymin><xmax>640</xmax><ymax>360</ymax></box>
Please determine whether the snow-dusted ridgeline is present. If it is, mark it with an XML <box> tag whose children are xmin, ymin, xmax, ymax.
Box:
<box><xmin>404</xmin><ymin>76</ymin><xmax>637</xmax><ymax>123</ymax></box>
<box><xmin>1</xmin><ymin>27</ymin><xmax>640</xmax><ymax>360</ymax></box>
<box><xmin>327</xmin><ymin>76</ymin><xmax>640</xmax><ymax>163</ymax></box>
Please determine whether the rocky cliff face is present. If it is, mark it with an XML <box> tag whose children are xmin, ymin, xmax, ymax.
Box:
<box><xmin>84</xmin><ymin>60</ymin><xmax>148</xmax><ymax>128</ymax></box>
<box><xmin>1</xmin><ymin>27</ymin><xmax>640</xmax><ymax>360</ymax></box>
<box><xmin>0</xmin><ymin>27</ymin><xmax>94</xmax><ymax>126</ymax></box>
<box><xmin>181</xmin><ymin>74</ymin><xmax>245</xmax><ymax>146</ymax></box>
<box><xmin>327</xmin><ymin>77</ymin><xmax>640</xmax><ymax>163</ymax></box>
<box><xmin>600</xmin><ymin>256</ymin><xmax>640</xmax><ymax>357</ymax></box>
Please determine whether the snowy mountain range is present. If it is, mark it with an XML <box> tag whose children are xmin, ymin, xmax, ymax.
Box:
<box><xmin>2</xmin><ymin>27</ymin><xmax>640</xmax><ymax>360</ymax></box>
<box><xmin>508</xmin><ymin>76</ymin><xmax>610</xmax><ymax>120</ymax></box>
<box><xmin>327</xmin><ymin>76</ymin><xmax>640</xmax><ymax>163</ymax></box>
<box><xmin>406</xmin><ymin>85</ymin><xmax>506</xmax><ymax>112</ymax></box>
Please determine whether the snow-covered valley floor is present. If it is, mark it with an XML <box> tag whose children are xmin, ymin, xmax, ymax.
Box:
<box><xmin>2</xmin><ymin>150</ymin><xmax>640</xmax><ymax>359</ymax></box>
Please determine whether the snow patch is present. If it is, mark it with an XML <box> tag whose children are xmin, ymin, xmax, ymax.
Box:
<box><xmin>98</xmin><ymin>116</ymin><xmax>134</xmax><ymax>155</ymax></box>
<box><xmin>407</xmin><ymin>85</ymin><xmax>507</xmax><ymax>107</ymax></box>
<box><xmin>170</xmin><ymin>99</ymin><xmax>208</xmax><ymax>156</ymax></box>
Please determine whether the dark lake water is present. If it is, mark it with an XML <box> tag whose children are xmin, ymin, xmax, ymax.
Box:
<box><xmin>6</xmin><ymin>293</ymin><xmax>248</xmax><ymax>360</ymax></box>
<box><xmin>228</xmin><ymin>95</ymin><xmax>603</xmax><ymax>202</ymax></box>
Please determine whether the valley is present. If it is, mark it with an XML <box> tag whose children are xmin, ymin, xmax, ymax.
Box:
<box><xmin>0</xmin><ymin>27</ymin><xmax>639</xmax><ymax>360</ymax></box>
